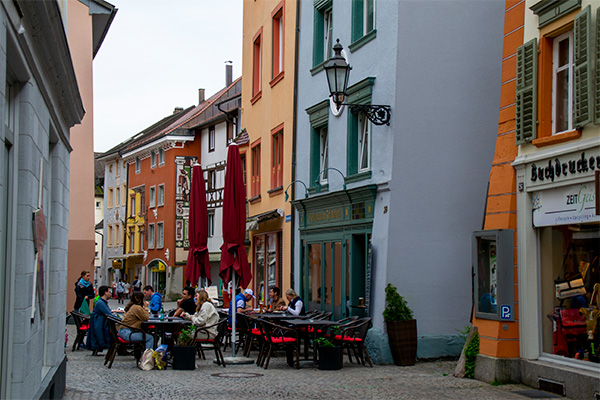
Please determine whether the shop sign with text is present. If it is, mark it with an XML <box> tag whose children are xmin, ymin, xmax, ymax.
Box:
<box><xmin>533</xmin><ymin>183</ymin><xmax>599</xmax><ymax>227</ymax></box>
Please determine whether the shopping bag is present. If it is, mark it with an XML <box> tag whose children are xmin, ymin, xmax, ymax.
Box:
<box><xmin>139</xmin><ymin>349</ymin><xmax>155</xmax><ymax>371</ymax></box>
<box><xmin>79</xmin><ymin>300</ymin><xmax>90</xmax><ymax>316</ymax></box>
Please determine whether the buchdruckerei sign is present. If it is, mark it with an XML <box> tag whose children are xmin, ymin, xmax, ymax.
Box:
<box><xmin>533</xmin><ymin>182</ymin><xmax>599</xmax><ymax>227</ymax></box>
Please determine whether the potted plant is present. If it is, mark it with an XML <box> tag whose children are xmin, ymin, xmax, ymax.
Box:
<box><xmin>314</xmin><ymin>337</ymin><xmax>342</xmax><ymax>370</ymax></box>
<box><xmin>172</xmin><ymin>325</ymin><xmax>197</xmax><ymax>370</ymax></box>
<box><xmin>383</xmin><ymin>283</ymin><xmax>417</xmax><ymax>366</ymax></box>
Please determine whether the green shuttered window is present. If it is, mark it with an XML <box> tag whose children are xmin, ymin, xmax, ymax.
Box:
<box><xmin>574</xmin><ymin>5</ymin><xmax>591</xmax><ymax>127</ymax></box>
<box><xmin>595</xmin><ymin>7</ymin><xmax>600</xmax><ymax>123</ymax></box>
<box><xmin>516</xmin><ymin>38</ymin><xmax>537</xmax><ymax>145</ymax></box>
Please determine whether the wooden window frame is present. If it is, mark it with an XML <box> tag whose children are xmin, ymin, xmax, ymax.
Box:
<box><xmin>533</xmin><ymin>11</ymin><xmax>584</xmax><ymax>147</ymax></box>
<box><xmin>270</xmin><ymin>124</ymin><xmax>284</xmax><ymax>191</ymax></box>
<box><xmin>158</xmin><ymin>148</ymin><xmax>165</xmax><ymax>166</ymax></box>
<box><xmin>252</xmin><ymin>27</ymin><xmax>263</xmax><ymax>104</ymax></box>
<box><xmin>270</xmin><ymin>1</ymin><xmax>285</xmax><ymax>87</ymax></box>
<box><xmin>251</xmin><ymin>141</ymin><xmax>262</xmax><ymax>200</ymax></box>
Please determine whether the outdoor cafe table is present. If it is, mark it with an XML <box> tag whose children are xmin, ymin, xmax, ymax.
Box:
<box><xmin>281</xmin><ymin>319</ymin><xmax>340</xmax><ymax>362</ymax></box>
<box><xmin>249</xmin><ymin>312</ymin><xmax>306</xmax><ymax>322</ymax></box>
<box><xmin>142</xmin><ymin>317</ymin><xmax>191</xmax><ymax>347</ymax></box>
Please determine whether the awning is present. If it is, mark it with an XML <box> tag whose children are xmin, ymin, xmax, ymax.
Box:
<box><xmin>109</xmin><ymin>253</ymin><xmax>143</xmax><ymax>260</ymax></box>
<box><xmin>246</xmin><ymin>208</ymin><xmax>283</xmax><ymax>231</ymax></box>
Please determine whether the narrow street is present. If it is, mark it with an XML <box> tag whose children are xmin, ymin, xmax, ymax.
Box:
<box><xmin>63</xmin><ymin>300</ymin><xmax>558</xmax><ymax>400</ymax></box>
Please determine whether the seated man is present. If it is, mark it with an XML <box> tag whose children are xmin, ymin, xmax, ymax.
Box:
<box><xmin>143</xmin><ymin>285</ymin><xmax>162</xmax><ymax>316</ymax></box>
<box><xmin>173</xmin><ymin>286</ymin><xmax>196</xmax><ymax>318</ymax></box>
<box><xmin>228</xmin><ymin>288</ymin><xmax>254</xmax><ymax>325</ymax></box>
<box><xmin>85</xmin><ymin>285</ymin><xmax>114</xmax><ymax>355</ymax></box>
<box><xmin>267</xmin><ymin>286</ymin><xmax>286</xmax><ymax>312</ymax></box>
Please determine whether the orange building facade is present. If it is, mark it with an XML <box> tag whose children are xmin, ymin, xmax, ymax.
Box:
<box><xmin>242</xmin><ymin>0</ymin><xmax>298</xmax><ymax>303</ymax></box>
<box><xmin>474</xmin><ymin>1</ymin><xmax>600</xmax><ymax>397</ymax></box>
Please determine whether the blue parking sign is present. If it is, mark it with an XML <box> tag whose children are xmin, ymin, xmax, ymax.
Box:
<box><xmin>500</xmin><ymin>305</ymin><xmax>511</xmax><ymax>320</ymax></box>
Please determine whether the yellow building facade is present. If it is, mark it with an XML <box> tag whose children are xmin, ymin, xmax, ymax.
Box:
<box><xmin>242</xmin><ymin>0</ymin><xmax>297</xmax><ymax>303</ymax></box>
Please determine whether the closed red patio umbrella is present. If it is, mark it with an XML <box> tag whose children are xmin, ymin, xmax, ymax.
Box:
<box><xmin>186</xmin><ymin>163</ymin><xmax>211</xmax><ymax>286</ymax></box>
<box><xmin>219</xmin><ymin>143</ymin><xmax>252</xmax><ymax>359</ymax></box>
<box><xmin>219</xmin><ymin>143</ymin><xmax>251</xmax><ymax>288</ymax></box>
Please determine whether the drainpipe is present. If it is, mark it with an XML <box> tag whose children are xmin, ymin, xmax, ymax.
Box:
<box><xmin>290</xmin><ymin>0</ymin><xmax>301</xmax><ymax>289</ymax></box>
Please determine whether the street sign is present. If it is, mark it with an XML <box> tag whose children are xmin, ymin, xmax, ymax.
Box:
<box><xmin>500</xmin><ymin>305</ymin><xmax>511</xmax><ymax>320</ymax></box>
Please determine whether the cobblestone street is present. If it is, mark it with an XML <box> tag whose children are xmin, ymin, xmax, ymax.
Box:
<box><xmin>63</xmin><ymin>302</ymin><xmax>553</xmax><ymax>400</ymax></box>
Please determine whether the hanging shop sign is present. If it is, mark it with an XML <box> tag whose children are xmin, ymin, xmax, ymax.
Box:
<box><xmin>112</xmin><ymin>260</ymin><xmax>123</xmax><ymax>269</ymax></box>
<box><xmin>532</xmin><ymin>182</ymin><xmax>599</xmax><ymax>227</ymax></box>
<box><xmin>151</xmin><ymin>261</ymin><xmax>166</xmax><ymax>272</ymax></box>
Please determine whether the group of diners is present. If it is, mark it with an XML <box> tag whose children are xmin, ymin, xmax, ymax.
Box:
<box><xmin>229</xmin><ymin>286</ymin><xmax>305</xmax><ymax>317</ymax></box>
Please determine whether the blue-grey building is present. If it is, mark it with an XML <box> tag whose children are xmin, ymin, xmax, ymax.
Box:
<box><xmin>293</xmin><ymin>0</ymin><xmax>504</xmax><ymax>360</ymax></box>
<box><xmin>0</xmin><ymin>1</ymin><xmax>85</xmax><ymax>398</ymax></box>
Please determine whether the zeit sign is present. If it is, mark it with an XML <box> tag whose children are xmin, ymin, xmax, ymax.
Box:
<box><xmin>532</xmin><ymin>182</ymin><xmax>599</xmax><ymax>227</ymax></box>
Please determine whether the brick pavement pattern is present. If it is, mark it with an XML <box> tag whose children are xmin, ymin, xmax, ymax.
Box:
<box><xmin>64</xmin><ymin>300</ymin><xmax>556</xmax><ymax>400</ymax></box>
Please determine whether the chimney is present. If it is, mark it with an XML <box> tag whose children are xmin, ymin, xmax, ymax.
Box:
<box><xmin>225</xmin><ymin>62</ymin><xmax>233</xmax><ymax>86</ymax></box>
<box><xmin>173</xmin><ymin>107</ymin><xmax>183</xmax><ymax>114</ymax></box>
<box><xmin>198</xmin><ymin>88</ymin><xmax>205</xmax><ymax>104</ymax></box>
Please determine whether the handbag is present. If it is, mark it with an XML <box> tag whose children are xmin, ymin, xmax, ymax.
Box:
<box><xmin>79</xmin><ymin>300</ymin><xmax>91</xmax><ymax>315</ymax></box>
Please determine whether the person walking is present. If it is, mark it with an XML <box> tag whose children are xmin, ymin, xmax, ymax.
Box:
<box><xmin>116</xmin><ymin>279</ymin><xmax>126</xmax><ymax>304</ymax></box>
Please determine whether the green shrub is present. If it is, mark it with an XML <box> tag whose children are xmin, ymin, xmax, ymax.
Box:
<box><xmin>383</xmin><ymin>283</ymin><xmax>414</xmax><ymax>322</ymax></box>
<box><xmin>464</xmin><ymin>331</ymin><xmax>479</xmax><ymax>379</ymax></box>
<box><xmin>314</xmin><ymin>337</ymin><xmax>335</xmax><ymax>348</ymax></box>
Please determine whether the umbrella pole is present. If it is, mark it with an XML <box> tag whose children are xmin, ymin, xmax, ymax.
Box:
<box><xmin>231</xmin><ymin>273</ymin><xmax>237</xmax><ymax>357</ymax></box>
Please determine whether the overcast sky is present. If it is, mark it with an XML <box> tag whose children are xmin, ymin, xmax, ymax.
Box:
<box><xmin>93</xmin><ymin>0</ymin><xmax>243</xmax><ymax>153</ymax></box>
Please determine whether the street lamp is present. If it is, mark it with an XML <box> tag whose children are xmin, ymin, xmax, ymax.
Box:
<box><xmin>324</xmin><ymin>39</ymin><xmax>391</xmax><ymax>126</ymax></box>
<box><xmin>315</xmin><ymin>167</ymin><xmax>346</xmax><ymax>192</ymax></box>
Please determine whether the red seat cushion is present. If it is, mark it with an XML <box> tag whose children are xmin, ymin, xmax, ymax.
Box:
<box><xmin>78</xmin><ymin>326</ymin><xmax>88</xmax><ymax>331</ymax></box>
<box><xmin>251</xmin><ymin>328</ymin><xmax>261</xmax><ymax>336</ymax></box>
<box><xmin>196</xmin><ymin>338</ymin><xmax>215</xmax><ymax>343</ymax></box>
<box><xmin>333</xmin><ymin>335</ymin><xmax>359</xmax><ymax>342</ymax></box>
<box><xmin>270</xmin><ymin>336</ymin><xmax>296</xmax><ymax>344</ymax></box>
<box><xmin>145</xmin><ymin>325</ymin><xmax>155</xmax><ymax>329</ymax></box>
<box><xmin>117</xmin><ymin>337</ymin><xmax>130</xmax><ymax>344</ymax></box>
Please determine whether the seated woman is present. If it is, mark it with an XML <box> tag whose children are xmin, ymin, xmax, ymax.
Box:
<box><xmin>118</xmin><ymin>291</ymin><xmax>154</xmax><ymax>349</ymax></box>
<box><xmin>280</xmin><ymin>288</ymin><xmax>306</xmax><ymax>316</ymax></box>
<box><xmin>182</xmin><ymin>289</ymin><xmax>219</xmax><ymax>340</ymax></box>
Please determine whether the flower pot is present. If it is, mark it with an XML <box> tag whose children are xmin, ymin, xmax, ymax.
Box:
<box><xmin>386</xmin><ymin>319</ymin><xmax>417</xmax><ymax>366</ymax></box>
<box><xmin>317</xmin><ymin>345</ymin><xmax>342</xmax><ymax>370</ymax></box>
<box><xmin>172</xmin><ymin>345</ymin><xmax>196</xmax><ymax>370</ymax></box>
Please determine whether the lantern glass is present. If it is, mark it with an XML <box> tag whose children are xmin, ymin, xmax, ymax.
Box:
<box><xmin>324</xmin><ymin>39</ymin><xmax>350</xmax><ymax>107</ymax></box>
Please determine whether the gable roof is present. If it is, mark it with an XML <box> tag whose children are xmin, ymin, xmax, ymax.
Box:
<box><xmin>121</xmin><ymin>76</ymin><xmax>242</xmax><ymax>156</ymax></box>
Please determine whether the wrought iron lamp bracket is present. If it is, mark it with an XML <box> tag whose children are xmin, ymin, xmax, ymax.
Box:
<box><xmin>345</xmin><ymin>103</ymin><xmax>391</xmax><ymax>126</ymax></box>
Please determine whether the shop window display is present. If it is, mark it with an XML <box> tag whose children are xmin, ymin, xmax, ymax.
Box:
<box><xmin>540</xmin><ymin>224</ymin><xmax>600</xmax><ymax>363</ymax></box>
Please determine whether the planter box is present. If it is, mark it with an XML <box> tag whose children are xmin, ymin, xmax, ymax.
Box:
<box><xmin>318</xmin><ymin>345</ymin><xmax>342</xmax><ymax>370</ymax></box>
<box><xmin>386</xmin><ymin>319</ymin><xmax>417</xmax><ymax>366</ymax></box>
<box><xmin>172</xmin><ymin>345</ymin><xmax>196</xmax><ymax>370</ymax></box>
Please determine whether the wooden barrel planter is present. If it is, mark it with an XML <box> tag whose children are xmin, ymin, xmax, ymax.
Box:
<box><xmin>386</xmin><ymin>319</ymin><xmax>417</xmax><ymax>366</ymax></box>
